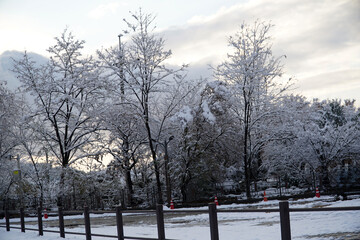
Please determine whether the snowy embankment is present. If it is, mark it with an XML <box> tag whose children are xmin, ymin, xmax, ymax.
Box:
<box><xmin>1</xmin><ymin>196</ymin><xmax>360</xmax><ymax>240</ymax></box>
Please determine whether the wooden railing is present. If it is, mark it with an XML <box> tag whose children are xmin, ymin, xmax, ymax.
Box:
<box><xmin>1</xmin><ymin>201</ymin><xmax>360</xmax><ymax>240</ymax></box>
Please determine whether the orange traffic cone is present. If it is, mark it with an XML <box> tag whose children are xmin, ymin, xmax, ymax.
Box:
<box><xmin>44</xmin><ymin>208</ymin><xmax>48</xmax><ymax>219</ymax></box>
<box><xmin>315</xmin><ymin>187</ymin><xmax>320</xmax><ymax>198</ymax></box>
<box><xmin>214</xmin><ymin>196</ymin><xmax>219</xmax><ymax>206</ymax></box>
<box><xmin>170</xmin><ymin>199</ymin><xmax>175</xmax><ymax>209</ymax></box>
<box><xmin>263</xmin><ymin>191</ymin><xmax>268</xmax><ymax>202</ymax></box>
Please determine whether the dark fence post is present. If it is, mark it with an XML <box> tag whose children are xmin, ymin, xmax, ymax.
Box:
<box><xmin>84</xmin><ymin>206</ymin><xmax>91</xmax><ymax>240</ymax></box>
<box><xmin>208</xmin><ymin>203</ymin><xmax>219</xmax><ymax>240</ymax></box>
<box><xmin>37</xmin><ymin>207</ymin><xmax>43</xmax><ymax>236</ymax></box>
<box><xmin>116</xmin><ymin>207</ymin><xmax>124</xmax><ymax>240</ymax></box>
<box><xmin>20</xmin><ymin>208</ymin><xmax>25</xmax><ymax>232</ymax></box>
<box><xmin>58</xmin><ymin>207</ymin><xmax>65</xmax><ymax>238</ymax></box>
<box><xmin>279</xmin><ymin>201</ymin><xmax>291</xmax><ymax>240</ymax></box>
<box><xmin>5</xmin><ymin>208</ymin><xmax>10</xmax><ymax>231</ymax></box>
<box><xmin>156</xmin><ymin>204</ymin><xmax>165</xmax><ymax>240</ymax></box>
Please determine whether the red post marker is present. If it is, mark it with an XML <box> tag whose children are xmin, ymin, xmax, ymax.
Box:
<box><xmin>263</xmin><ymin>190</ymin><xmax>268</xmax><ymax>202</ymax></box>
<box><xmin>170</xmin><ymin>199</ymin><xmax>175</xmax><ymax>209</ymax></box>
<box><xmin>44</xmin><ymin>208</ymin><xmax>48</xmax><ymax>219</ymax></box>
<box><xmin>214</xmin><ymin>196</ymin><xmax>219</xmax><ymax>206</ymax></box>
<box><xmin>315</xmin><ymin>187</ymin><xmax>320</xmax><ymax>198</ymax></box>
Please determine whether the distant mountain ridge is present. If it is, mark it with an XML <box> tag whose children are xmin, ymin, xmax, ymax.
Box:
<box><xmin>0</xmin><ymin>50</ymin><xmax>48</xmax><ymax>90</ymax></box>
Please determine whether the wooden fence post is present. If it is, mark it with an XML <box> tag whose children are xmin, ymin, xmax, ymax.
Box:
<box><xmin>37</xmin><ymin>207</ymin><xmax>43</xmax><ymax>236</ymax></box>
<box><xmin>5</xmin><ymin>208</ymin><xmax>10</xmax><ymax>231</ymax></box>
<box><xmin>20</xmin><ymin>207</ymin><xmax>25</xmax><ymax>232</ymax></box>
<box><xmin>58</xmin><ymin>207</ymin><xmax>65</xmax><ymax>238</ymax></box>
<box><xmin>279</xmin><ymin>201</ymin><xmax>291</xmax><ymax>240</ymax></box>
<box><xmin>156</xmin><ymin>204</ymin><xmax>165</xmax><ymax>240</ymax></box>
<box><xmin>208</xmin><ymin>203</ymin><xmax>219</xmax><ymax>240</ymax></box>
<box><xmin>84</xmin><ymin>206</ymin><xmax>92</xmax><ymax>240</ymax></box>
<box><xmin>116</xmin><ymin>207</ymin><xmax>124</xmax><ymax>240</ymax></box>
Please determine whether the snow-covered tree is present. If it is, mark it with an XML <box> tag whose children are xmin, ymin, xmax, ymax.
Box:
<box><xmin>214</xmin><ymin>21</ymin><xmax>291</xmax><ymax>199</ymax></box>
<box><xmin>303</xmin><ymin>99</ymin><xmax>360</xmax><ymax>190</ymax></box>
<box><xmin>99</xmin><ymin>103</ymin><xmax>146</xmax><ymax>206</ymax></box>
<box><xmin>11</xmin><ymin>98</ymin><xmax>51</xmax><ymax>209</ymax></box>
<box><xmin>261</xmin><ymin>95</ymin><xmax>313</xmax><ymax>189</ymax></box>
<box><xmin>13</xmin><ymin>29</ymin><xmax>106</xmax><ymax>206</ymax></box>
<box><xmin>169</xmin><ymin>80</ymin><xmax>238</xmax><ymax>201</ymax></box>
<box><xmin>0</xmin><ymin>82</ymin><xmax>20</xmax><ymax>204</ymax></box>
<box><xmin>263</xmin><ymin>97</ymin><xmax>360</xmax><ymax>192</ymax></box>
<box><xmin>97</xmin><ymin>36</ymin><xmax>149</xmax><ymax>206</ymax></box>
<box><xmin>98</xmin><ymin>10</ymin><xmax>193</xmax><ymax>204</ymax></box>
<box><xmin>0</xmin><ymin>81</ymin><xmax>18</xmax><ymax>159</ymax></box>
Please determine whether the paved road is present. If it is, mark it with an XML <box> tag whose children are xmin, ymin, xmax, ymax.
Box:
<box><xmin>12</xmin><ymin>211</ymin><xmax>207</xmax><ymax>228</ymax></box>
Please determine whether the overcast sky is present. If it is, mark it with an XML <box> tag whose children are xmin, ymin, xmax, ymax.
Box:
<box><xmin>0</xmin><ymin>0</ymin><xmax>359</xmax><ymax>104</ymax></box>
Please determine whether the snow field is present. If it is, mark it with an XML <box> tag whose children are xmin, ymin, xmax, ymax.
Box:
<box><xmin>1</xmin><ymin>196</ymin><xmax>359</xmax><ymax>240</ymax></box>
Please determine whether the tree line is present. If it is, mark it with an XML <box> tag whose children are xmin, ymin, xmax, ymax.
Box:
<box><xmin>1</xmin><ymin>11</ymin><xmax>359</xmax><ymax>210</ymax></box>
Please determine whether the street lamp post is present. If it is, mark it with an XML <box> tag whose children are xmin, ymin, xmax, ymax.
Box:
<box><xmin>118</xmin><ymin>34</ymin><xmax>125</xmax><ymax>97</ymax></box>
<box><xmin>9</xmin><ymin>155</ymin><xmax>24</xmax><ymax>208</ymax></box>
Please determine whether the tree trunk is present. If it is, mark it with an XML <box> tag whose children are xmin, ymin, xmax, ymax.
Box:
<box><xmin>124</xmin><ymin>168</ymin><xmax>134</xmax><ymax>205</ymax></box>
<box><xmin>321</xmin><ymin>163</ymin><xmax>330</xmax><ymax>190</ymax></box>
<box><xmin>72</xmin><ymin>182</ymin><xmax>77</xmax><ymax>210</ymax></box>
<box><xmin>144</xmin><ymin>115</ymin><xmax>163</xmax><ymax>204</ymax></box>
<box><xmin>58</xmin><ymin>168</ymin><xmax>65</xmax><ymax>207</ymax></box>
<box><xmin>181</xmin><ymin>184</ymin><xmax>187</xmax><ymax>202</ymax></box>
<box><xmin>278</xmin><ymin>176</ymin><xmax>282</xmax><ymax>197</ymax></box>
<box><xmin>122</xmin><ymin>137</ymin><xmax>134</xmax><ymax>206</ymax></box>
<box><xmin>164</xmin><ymin>142</ymin><xmax>172</xmax><ymax>206</ymax></box>
<box><xmin>243</xmin><ymin>102</ymin><xmax>251</xmax><ymax>199</ymax></box>
<box><xmin>39</xmin><ymin>189</ymin><xmax>44</xmax><ymax>210</ymax></box>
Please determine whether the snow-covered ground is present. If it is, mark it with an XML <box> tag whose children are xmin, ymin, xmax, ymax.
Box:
<box><xmin>1</xmin><ymin>196</ymin><xmax>360</xmax><ymax>240</ymax></box>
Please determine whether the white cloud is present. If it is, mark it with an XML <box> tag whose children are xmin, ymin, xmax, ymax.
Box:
<box><xmin>295</xmin><ymin>69</ymin><xmax>360</xmax><ymax>105</ymax></box>
<box><xmin>0</xmin><ymin>14</ymin><xmax>55</xmax><ymax>56</ymax></box>
<box><xmin>1</xmin><ymin>0</ymin><xmax>358</xmax><ymax>105</ymax></box>
<box><xmin>160</xmin><ymin>0</ymin><xmax>359</xmax><ymax>104</ymax></box>
<box><xmin>164</xmin><ymin>0</ymin><xmax>359</xmax><ymax>67</ymax></box>
<box><xmin>88</xmin><ymin>2</ymin><xmax>121</xmax><ymax>19</ymax></box>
